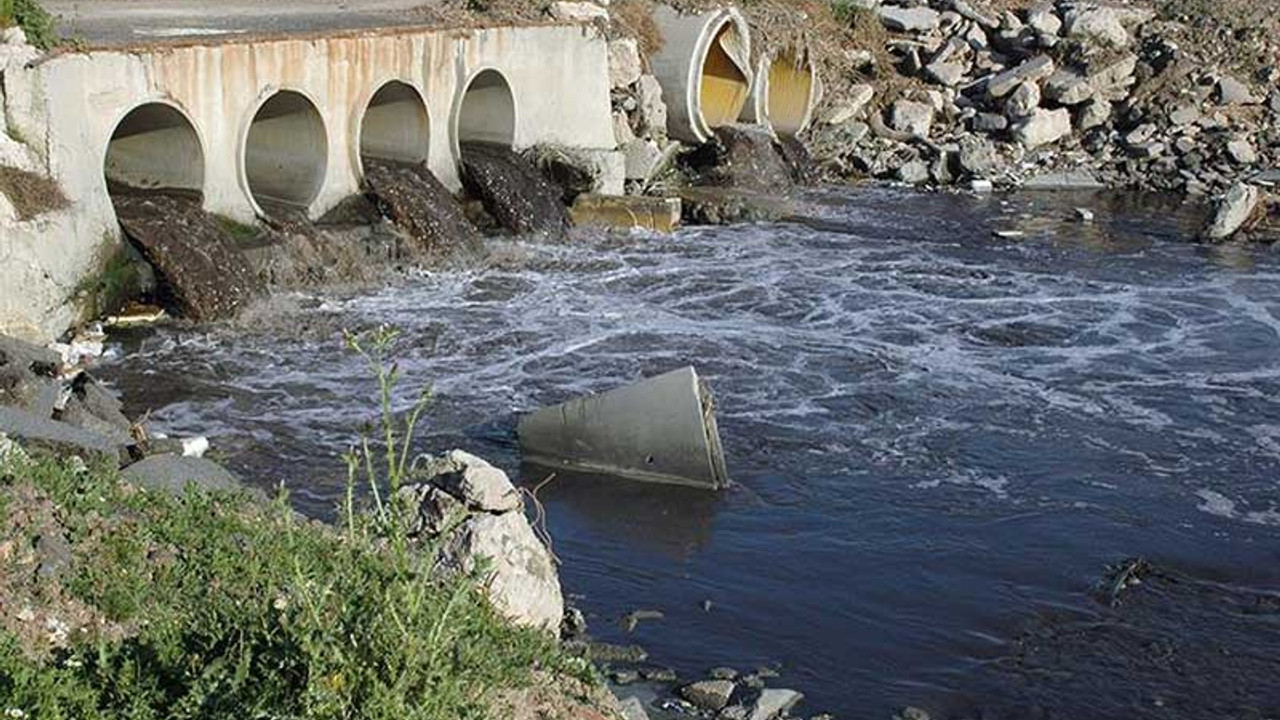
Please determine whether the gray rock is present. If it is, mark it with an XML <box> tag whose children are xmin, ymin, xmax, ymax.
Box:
<box><xmin>619</xmin><ymin>697</ymin><xmax>651</xmax><ymax>720</ymax></box>
<box><xmin>1227</xmin><ymin>139</ymin><xmax>1257</xmax><ymax>165</ymax></box>
<box><xmin>972</xmin><ymin>112</ymin><xmax>1008</xmax><ymax>132</ymax></box>
<box><xmin>949</xmin><ymin>0</ymin><xmax>998</xmax><ymax>29</ymax></box>
<box><xmin>0</xmin><ymin>336</ymin><xmax>59</xmax><ymax>375</ymax></box>
<box><xmin>1026</xmin><ymin>2</ymin><xmax>1062</xmax><ymax>36</ymax></box>
<box><xmin>1125</xmin><ymin>123</ymin><xmax>1157</xmax><ymax>145</ymax></box>
<box><xmin>0</xmin><ymin>407</ymin><xmax>125</xmax><ymax>464</ymax></box>
<box><xmin>611</xmin><ymin>669</ymin><xmax>641</xmax><ymax>685</ymax></box>
<box><xmin>623</xmin><ymin>139</ymin><xmax>664</xmax><ymax>181</ymax></box>
<box><xmin>821</xmin><ymin>84</ymin><xmax>875</xmax><ymax>125</ymax></box>
<box><xmin>1217</xmin><ymin>76</ymin><xmax>1259</xmax><ymax>106</ymax></box>
<box><xmin>986</xmin><ymin>55</ymin><xmax>1055</xmax><ymax>98</ymax></box>
<box><xmin>1043</xmin><ymin>69</ymin><xmax>1091</xmax><ymax>105</ymax></box>
<box><xmin>1204</xmin><ymin>182</ymin><xmax>1261</xmax><ymax>240</ymax></box>
<box><xmin>888</xmin><ymin>99</ymin><xmax>935</xmax><ymax>138</ymax></box>
<box><xmin>896</xmin><ymin>708</ymin><xmax>932</xmax><ymax>720</ymax></box>
<box><xmin>1064</xmin><ymin>5</ymin><xmax>1150</xmax><ymax>47</ymax></box>
<box><xmin>444</xmin><ymin>508</ymin><xmax>564</xmax><ymax>632</ymax></box>
<box><xmin>709</xmin><ymin>666</ymin><xmax>739</xmax><ymax>680</ymax></box>
<box><xmin>925</xmin><ymin>60</ymin><xmax>967</xmax><ymax>87</ymax></box>
<box><xmin>680</xmin><ymin>679</ymin><xmax>736</xmax><ymax>711</ymax></box>
<box><xmin>719</xmin><ymin>706</ymin><xmax>750</xmax><ymax>720</ymax></box>
<box><xmin>1169</xmin><ymin>103</ymin><xmax>1202</xmax><ymax>126</ymax></box>
<box><xmin>1013</xmin><ymin>108</ymin><xmax>1072</xmax><ymax>149</ymax></box>
<box><xmin>1022</xmin><ymin>169</ymin><xmax>1105</xmax><ymax>189</ymax></box>
<box><xmin>878</xmin><ymin>5</ymin><xmax>941</xmax><ymax>33</ymax></box>
<box><xmin>414</xmin><ymin>449</ymin><xmax>521</xmax><ymax>512</ymax></box>
<box><xmin>1076</xmin><ymin>98</ymin><xmax>1111</xmax><ymax>130</ymax></box>
<box><xmin>897</xmin><ymin>159</ymin><xmax>931</xmax><ymax>184</ymax></box>
<box><xmin>749</xmin><ymin>689</ymin><xmax>805</xmax><ymax>720</ymax></box>
<box><xmin>636</xmin><ymin>75</ymin><xmax>668</xmax><ymax>138</ymax></box>
<box><xmin>609</xmin><ymin>39</ymin><xmax>643</xmax><ymax>89</ymax></box>
<box><xmin>398</xmin><ymin>483</ymin><xmax>465</xmax><ymax>536</ymax></box>
<box><xmin>35</xmin><ymin>530</ymin><xmax>73</xmax><ymax>581</ymax></box>
<box><xmin>1005</xmin><ymin>81</ymin><xmax>1041</xmax><ymax>118</ymax></box>
<box><xmin>641</xmin><ymin>666</ymin><xmax>678</xmax><ymax>682</ymax></box>
<box><xmin>958</xmin><ymin>135</ymin><xmax>998</xmax><ymax>175</ymax></box>
<box><xmin>122</xmin><ymin>454</ymin><xmax>246</xmax><ymax>495</ymax></box>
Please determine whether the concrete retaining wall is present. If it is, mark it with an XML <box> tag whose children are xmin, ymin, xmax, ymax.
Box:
<box><xmin>0</xmin><ymin>22</ymin><xmax>618</xmax><ymax>341</ymax></box>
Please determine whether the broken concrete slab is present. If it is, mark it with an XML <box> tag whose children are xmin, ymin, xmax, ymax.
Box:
<box><xmin>0</xmin><ymin>407</ymin><xmax>127</xmax><ymax>464</ymax></box>
<box><xmin>121</xmin><ymin>454</ymin><xmax>254</xmax><ymax>496</ymax></box>
<box><xmin>517</xmin><ymin>366</ymin><xmax>729</xmax><ymax>490</ymax></box>
<box><xmin>570</xmin><ymin>194</ymin><xmax>682</xmax><ymax>233</ymax></box>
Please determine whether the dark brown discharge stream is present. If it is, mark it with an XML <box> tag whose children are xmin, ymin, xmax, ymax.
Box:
<box><xmin>112</xmin><ymin>189</ymin><xmax>262</xmax><ymax>322</ymax></box>
<box><xmin>459</xmin><ymin>142</ymin><xmax>571</xmax><ymax>235</ymax></box>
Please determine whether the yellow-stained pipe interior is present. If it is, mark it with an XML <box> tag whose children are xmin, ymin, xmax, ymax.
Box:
<box><xmin>698</xmin><ymin>24</ymin><xmax>750</xmax><ymax>129</ymax></box>
<box><xmin>766</xmin><ymin>49</ymin><xmax>815</xmax><ymax>136</ymax></box>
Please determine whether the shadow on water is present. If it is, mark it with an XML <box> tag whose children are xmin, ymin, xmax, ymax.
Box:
<box><xmin>522</xmin><ymin>465</ymin><xmax>721</xmax><ymax>558</ymax></box>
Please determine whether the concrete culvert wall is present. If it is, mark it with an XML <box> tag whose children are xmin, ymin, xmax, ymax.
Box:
<box><xmin>456</xmin><ymin>69</ymin><xmax>516</xmax><ymax>150</ymax></box>
<box><xmin>244</xmin><ymin>90</ymin><xmax>328</xmax><ymax>210</ymax></box>
<box><xmin>741</xmin><ymin>48</ymin><xmax>818</xmax><ymax>137</ymax></box>
<box><xmin>649</xmin><ymin>6</ymin><xmax>752</xmax><ymax>143</ymax></box>
<box><xmin>359</xmin><ymin>80</ymin><xmax>430</xmax><ymax>167</ymax></box>
<box><xmin>105</xmin><ymin>103</ymin><xmax>204</xmax><ymax>194</ymax></box>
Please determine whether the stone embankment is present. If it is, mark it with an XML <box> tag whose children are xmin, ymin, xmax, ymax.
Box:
<box><xmin>801</xmin><ymin>0</ymin><xmax>1279</xmax><ymax>238</ymax></box>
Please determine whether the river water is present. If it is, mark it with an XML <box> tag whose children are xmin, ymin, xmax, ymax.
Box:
<box><xmin>100</xmin><ymin>187</ymin><xmax>1280</xmax><ymax>719</ymax></box>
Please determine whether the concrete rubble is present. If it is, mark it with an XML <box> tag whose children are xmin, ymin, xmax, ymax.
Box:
<box><xmin>397</xmin><ymin>450</ymin><xmax>564</xmax><ymax>633</ymax></box>
<box><xmin>804</xmin><ymin>0</ymin><xmax>1280</xmax><ymax>239</ymax></box>
<box><xmin>517</xmin><ymin>366</ymin><xmax>730</xmax><ymax>490</ymax></box>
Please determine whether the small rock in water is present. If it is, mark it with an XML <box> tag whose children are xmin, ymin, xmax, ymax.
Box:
<box><xmin>640</xmin><ymin>666</ymin><xmax>678</xmax><ymax>683</ymax></box>
<box><xmin>610</xmin><ymin>669</ymin><xmax>641</xmax><ymax>685</ymax></box>
<box><xmin>679</xmin><ymin>679</ymin><xmax>736</xmax><ymax>711</ymax></box>
<box><xmin>623</xmin><ymin>608</ymin><xmax>665</xmax><ymax>632</ymax></box>
<box><xmin>701</xmin><ymin>599</ymin><xmax>715</xmax><ymax>612</ymax></box>
<box><xmin>1075</xmin><ymin>208</ymin><xmax>1096</xmax><ymax>223</ymax></box>
<box><xmin>895</xmin><ymin>708</ymin><xmax>932</xmax><ymax>720</ymax></box>
<box><xmin>709</xmin><ymin>666</ymin><xmax>739</xmax><ymax>680</ymax></box>
<box><xmin>749</xmin><ymin>688</ymin><xmax>804</xmax><ymax>720</ymax></box>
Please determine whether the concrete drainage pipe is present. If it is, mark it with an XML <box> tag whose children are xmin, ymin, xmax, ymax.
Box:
<box><xmin>358</xmin><ymin>80</ymin><xmax>431</xmax><ymax>169</ymax></box>
<box><xmin>105</xmin><ymin>102</ymin><xmax>205</xmax><ymax>195</ymax></box>
<box><xmin>648</xmin><ymin>5</ymin><xmax>753</xmax><ymax>144</ymax></box>
<box><xmin>740</xmin><ymin>47</ymin><xmax>819</xmax><ymax>138</ymax></box>
<box><xmin>454</xmin><ymin>68</ymin><xmax>517</xmax><ymax>152</ymax></box>
<box><xmin>243</xmin><ymin>90</ymin><xmax>328</xmax><ymax>212</ymax></box>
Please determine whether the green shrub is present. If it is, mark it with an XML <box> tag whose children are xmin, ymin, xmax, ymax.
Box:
<box><xmin>0</xmin><ymin>0</ymin><xmax>56</xmax><ymax>51</ymax></box>
<box><xmin>0</xmin><ymin>326</ymin><xmax>591</xmax><ymax>719</ymax></box>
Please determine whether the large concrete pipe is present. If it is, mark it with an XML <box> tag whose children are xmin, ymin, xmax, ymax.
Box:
<box><xmin>740</xmin><ymin>47</ymin><xmax>819</xmax><ymax>137</ymax></box>
<box><xmin>104</xmin><ymin>102</ymin><xmax>205</xmax><ymax>194</ymax></box>
<box><xmin>243</xmin><ymin>90</ymin><xmax>328</xmax><ymax>211</ymax></box>
<box><xmin>454</xmin><ymin>68</ymin><xmax>517</xmax><ymax>152</ymax></box>
<box><xmin>358</xmin><ymin>80</ymin><xmax>430</xmax><ymax>169</ymax></box>
<box><xmin>649</xmin><ymin>6</ymin><xmax>753</xmax><ymax>144</ymax></box>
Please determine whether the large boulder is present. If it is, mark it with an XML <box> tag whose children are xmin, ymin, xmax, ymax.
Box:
<box><xmin>122</xmin><ymin>454</ymin><xmax>249</xmax><ymax>495</ymax></box>
<box><xmin>400</xmin><ymin>450</ymin><xmax>563</xmax><ymax>633</ymax></box>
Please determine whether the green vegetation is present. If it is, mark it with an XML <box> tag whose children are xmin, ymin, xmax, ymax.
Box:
<box><xmin>213</xmin><ymin>214</ymin><xmax>262</xmax><ymax>245</ymax></box>
<box><xmin>73</xmin><ymin>241</ymin><xmax>143</xmax><ymax>318</ymax></box>
<box><xmin>0</xmin><ymin>0</ymin><xmax>56</xmax><ymax>51</ymax></box>
<box><xmin>0</xmin><ymin>327</ymin><xmax>590</xmax><ymax>719</ymax></box>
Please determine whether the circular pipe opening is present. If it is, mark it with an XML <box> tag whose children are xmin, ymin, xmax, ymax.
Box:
<box><xmin>105</xmin><ymin>102</ymin><xmax>204</xmax><ymax>196</ymax></box>
<box><xmin>244</xmin><ymin>90</ymin><xmax>328</xmax><ymax>210</ymax></box>
<box><xmin>763</xmin><ymin>49</ymin><xmax>816</xmax><ymax>137</ymax></box>
<box><xmin>358</xmin><ymin>80</ymin><xmax>430</xmax><ymax>171</ymax></box>
<box><xmin>455</xmin><ymin>68</ymin><xmax>516</xmax><ymax>151</ymax></box>
<box><xmin>697</xmin><ymin>19</ymin><xmax>751</xmax><ymax>130</ymax></box>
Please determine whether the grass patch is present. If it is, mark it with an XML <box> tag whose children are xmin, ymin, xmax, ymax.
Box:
<box><xmin>0</xmin><ymin>0</ymin><xmax>56</xmax><ymax>50</ymax></box>
<box><xmin>0</xmin><ymin>327</ymin><xmax>593</xmax><ymax>719</ymax></box>
<box><xmin>73</xmin><ymin>239</ymin><xmax>145</xmax><ymax>318</ymax></box>
<box><xmin>0</xmin><ymin>166</ymin><xmax>69</xmax><ymax>222</ymax></box>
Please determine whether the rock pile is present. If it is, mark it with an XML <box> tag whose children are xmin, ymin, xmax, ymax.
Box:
<box><xmin>806</xmin><ymin>0</ymin><xmax>1279</xmax><ymax>237</ymax></box>
<box><xmin>397</xmin><ymin>450</ymin><xmax>564</xmax><ymax>633</ymax></box>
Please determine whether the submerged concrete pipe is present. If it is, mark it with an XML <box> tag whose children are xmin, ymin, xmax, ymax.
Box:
<box><xmin>242</xmin><ymin>89</ymin><xmax>328</xmax><ymax>213</ymax></box>
<box><xmin>517</xmin><ymin>366</ymin><xmax>730</xmax><ymax>490</ymax></box>
<box><xmin>357</xmin><ymin>79</ymin><xmax>431</xmax><ymax>171</ymax></box>
<box><xmin>104</xmin><ymin>101</ymin><xmax>205</xmax><ymax>194</ymax></box>
<box><xmin>648</xmin><ymin>6</ymin><xmax>753</xmax><ymax>144</ymax></box>
<box><xmin>740</xmin><ymin>47</ymin><xmax>819</xmax><ymax>137</ymax></box>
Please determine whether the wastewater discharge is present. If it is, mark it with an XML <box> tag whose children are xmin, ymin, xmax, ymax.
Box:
<box><xmin>100</xmin><ymin>187</ymin><xmax>1280</xmax><ymax>718</ymax></box>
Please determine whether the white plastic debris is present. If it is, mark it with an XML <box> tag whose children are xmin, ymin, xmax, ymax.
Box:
<box><xmin>182</xmin><ymin>437</ymin><xmax>210</xmax><ymax>458</ymax></box>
